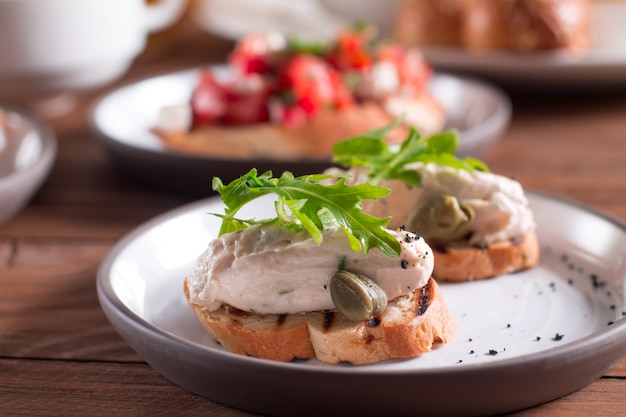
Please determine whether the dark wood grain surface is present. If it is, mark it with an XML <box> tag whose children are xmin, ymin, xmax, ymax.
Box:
<box><xmin>1</xmin><ymin>17</ymin><xmax>625</xmax><ymax>417</ymax></box>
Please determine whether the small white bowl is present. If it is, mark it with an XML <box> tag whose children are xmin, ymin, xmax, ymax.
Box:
<box><xmin>0</xmin><ymin>103</ymin><xmax>57</xmax><ymax>225</ymax></box>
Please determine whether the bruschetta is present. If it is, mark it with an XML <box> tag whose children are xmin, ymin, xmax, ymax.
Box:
<box><xmin>183</xmin><ymin>170</ymin><xmax>456</xmax><ymax>364</ymax></box>
<box><xmin>154</xmin><ymin>26</ymin><xmax>445</xmax><ymax>160</ymax></box>
<box><xmin>330</xmin><ymin>126</ymin><xmax>540</xmax><ymax>282</ymax></box>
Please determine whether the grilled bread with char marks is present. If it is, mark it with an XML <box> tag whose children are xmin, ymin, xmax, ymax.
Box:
<box><xmin>431</xmin><ymin>230</ymin><xmax>540</xmax><ymax>282</ymax></box>
<box><xmin>184</xmin><ymin>277</ymin><xmax>456</xmax><ymax>365</ymax></box>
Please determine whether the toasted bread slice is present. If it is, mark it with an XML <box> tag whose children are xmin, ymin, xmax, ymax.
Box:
<box><xmin>154</xmin><ymin>99</ymin><xmax>443</xmax><ymax>160</ymax></box>
<box><xmin>184</xmin><ymin>277</ymin><xmax>456</xmax><ymax>365</ymax></box>
<box><xmin>430</xmin><ymin>229</ymin><xmax>540</xmax><ymax>282</ymax></box>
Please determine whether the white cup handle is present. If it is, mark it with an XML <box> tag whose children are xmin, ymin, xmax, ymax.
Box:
<box><xmin>144</xmin><ymin>0</ymin><xmax>186</xmax><ymax>33</ymax></box>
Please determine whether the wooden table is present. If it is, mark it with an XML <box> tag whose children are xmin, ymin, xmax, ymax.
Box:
<box><xmin>1</xmin><ymin>23</ymin><xmax>625</xmax><ymax>417</ymax></box>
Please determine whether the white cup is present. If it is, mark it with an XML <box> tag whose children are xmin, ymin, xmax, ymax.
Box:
<box><xmin>0</xmin><ymin>0</ymin><xmax>185</xmax><ymax>103</ymax></box>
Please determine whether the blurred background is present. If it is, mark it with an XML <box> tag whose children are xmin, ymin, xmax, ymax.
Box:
<box><xmin>1</xmin><ymin>0</ymin><xmax>625</xmax><ymax>219</ymax></box>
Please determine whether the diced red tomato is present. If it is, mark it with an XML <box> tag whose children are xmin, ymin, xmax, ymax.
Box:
<box><xmin>228</xmin><ymin>32</ymin><xmax>285</xmax><ymax>75</ymax></box>
<box><xmin>376</xmin><ymin>45</ymin><xmax>432</xmax><ymax>95</ymax></box>
<box><xmin>281</xmin><ymin>55</ymin><xmax>335</xmax><ymax>111</ymax></box>
<box><xmin>271</xmin><ymin>103</ymin><xmax>308</xmax><ymax>128</ymax></box>
<box><xmin>331</xmin><ymin>71</ymin><xmax>354</xmax><ymax>109</ymax></box>
<box><xmin>191</xmin><ymin>70</ymin><xmax>271</xmax><ymax>127</ymax></box>
<box><xmin>326</xmin><ymin>27</ymin><xmax>376</xmax><ymax>72</ymax></box>
<box><xmin>399</xmin><ymin>49</ymin><xmax>432</xmax><ymax>94</ymax></box>
<box><xmin>190</xmin><ymin>70</ymin><xmax>227</xmax><ymax>127</ymax></box>
<box><xmin>189</xmin><ymin>26</ymin><xmax>432</xmax><ymax>130</ymax></box>
<box><xmin>220</xmin><ymin>77</ymin><xmax>271</xmax><ymax>124</ymax></box>
<box><xmin>278</xmin><ymin>55</ymin><xmax>354</xmax><ymax>121</ymax></box>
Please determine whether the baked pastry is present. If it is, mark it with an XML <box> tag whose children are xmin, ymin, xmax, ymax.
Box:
<box><xmin>183</xmin><ymin>170</ymin><xmax>456</xmax><ymax>364</ymax></box>
<box><xmin>154</xmin><ymin>26</ymin><xmax>445</xmax><ymax>160</ymax></box>
<box><xmin>394</xmin><ymin>0</ymin><xmax>591</xmax><ymax>53</ymax></box>
<box><xmin>393</xmin><ymin>0</ymin><xmax>464</xmax><ymax>47</ymax></box>
<box><xmin>330</xmin><ymin>128</ymin><xmax>540</xmax><ymax>282</ymax></box>
<box><xmin>462</xmin><ymin>0</ymin><xmax>591</xmax><ymax>52</ymax></box>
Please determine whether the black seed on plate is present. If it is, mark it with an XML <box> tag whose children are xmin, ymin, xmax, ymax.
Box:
<box><xmin>488</xmin><ymin>349</ymin><xmax>498</xmax><ymax>356</ymax></box>
<box><xmin>549</xmin><ymin>282</ymin><xmax>556</xmax><ymax>291</ymax></box>
<box><xmin>401</xmin><ymin>260</ymin><xmax>409</xmax><ymax>269</ymax></box>
<box><xmin>552</xmin><ymin>333</ymin><xmax>564</xmax><ymax>341</ymax></box>
<box><xmin>469</xmin><ymin>350</ymin><xmax>475</xmax><ymax>354</ymax></box>
<box><xmin>457</xmin><ymin>360</ymin><xmax>463</xmax><ymax>363</ymax></box>
<box><xmin>608</xmin><ymin>321</ymin><xmax>615</xmax><ymax>326</ymax></box>
<box><xmin>610</xmin><ymin>305</ymin><xmax>616</xmax><ymax>310</ymax></box>
<box><xmin>535</xmin><ymin>336</ymin><xmax>541</xmax><ymax>341</ymax></box>
<box><xmin>468</xmin><ymin>338</ymin><xmax>473</xmax><ymax>342</ymax></box>
<box><xmin>506</xmin><ymin>323</ymin><xmax>511</xmax><ymax>328</ymax></box>
<box><xmin>591</xmin><ymin>274</ymin><xmax>606</xmax><ymax>288</ymax></box>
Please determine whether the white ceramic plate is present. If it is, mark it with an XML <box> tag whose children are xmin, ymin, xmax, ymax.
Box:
<box><xmin>90</xmin><ymin>67</ymin><xmax>510</xmax><ymax>196</ymax></box>
<box><xmin>98</xmin><ymin>192</ymin><xmax>626</xmax><ymax>416</ymax></box>
<box><xmin>194</xmin><ymin>0</ymin><xmax>626</xmax><ymax>87</ymax></box>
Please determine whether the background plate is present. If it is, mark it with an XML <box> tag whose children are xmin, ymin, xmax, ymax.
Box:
<box><xmin>194</xmin><ymin>0</ymin><xmax>626</xmax><ymax>88</ymax></box>
<box><xmin>420</xmin><ymin>3</ymin><xmax>626</xmax><ymax>87</ymax></box>
<box><xmin>91</xmin><ymin>68</ymin><xmax>510</xmax><ymax>196</ymax></box>
<box><xmin>98</xmin><ymin>192</ymin><xmax>626</xmax><ymax>416</ymax></box>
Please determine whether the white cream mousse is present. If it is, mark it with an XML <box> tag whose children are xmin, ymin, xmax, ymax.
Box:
<box><xmin>186</xmin><ymin>224</ymin><xmax>433</xmax><ymax>315</ymax></box>
<box><xmin>337</xmin><ymin>163</ymin><xmax>536</xmax><ymax>246</ymax></box>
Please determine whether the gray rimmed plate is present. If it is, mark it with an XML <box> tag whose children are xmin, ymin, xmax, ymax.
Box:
<box><xmin>97</xmin><ymin>192</ymin><xmax>626</xmax><ymax>417</ymax></box>
<box><xmin>90</xmin><ymin>67</ymin><xmax>510</xmax><ymax>196</ymax></box>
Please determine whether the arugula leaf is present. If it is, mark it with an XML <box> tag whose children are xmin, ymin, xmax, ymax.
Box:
<box><xmin>212</xmin><ymin>169</ymin><xmax>401</xmax><ymax>257</ymax></box>
<box><xmin>287</xmin><ymin>36</ymin><xmax>332</xmax><ymax>56</ymax></box>
<box><xmin>332</xmin><ymin>121</ymin><xmax>489</xmax><ymax>186</ymax></box>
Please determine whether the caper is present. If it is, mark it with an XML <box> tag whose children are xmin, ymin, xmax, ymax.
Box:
<box><xmin>407</xmin><ymin>194</ymin><xmax>475</xmax><ymax>243</ymax></box>
<box><xmin>330</xmin><ymin>270</ymin><xmax>388</xmax><ymax>321</ymax></box>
